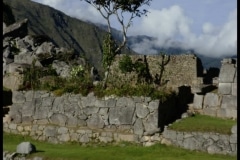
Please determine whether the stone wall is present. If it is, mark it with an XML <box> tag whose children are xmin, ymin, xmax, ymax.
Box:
<box><xmin>189</xmin><ymin>58</ymin><xmax>237</xmax><ymax>119</ymax></box>
<box><xmin>4</xmin><ymin>90</ymin><xmax>177</xmax><ymax>146</ymax></box>
<box><xmin>108</xmin><ymin>54</ymin><xmax>203</xmax><ymax>89</ymax></box>
<box><xmin>162</xmin><ymin>124</ymin><xmax>237</xmax><ymax>156</ymax></box>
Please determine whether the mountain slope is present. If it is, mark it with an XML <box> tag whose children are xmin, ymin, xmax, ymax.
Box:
<box><xmin>3</xmin><ymin>0</ymin><xmax>133</xmax><ymax>74</ymax></box>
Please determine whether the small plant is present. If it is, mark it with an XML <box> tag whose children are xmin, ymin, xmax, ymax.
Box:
<box><xmin>119</xmin><ymin>54</ymin><xmax>133</xmax><ymax>73</ymax></box>
<box><xmin>70</xmin><ymin>65</ymin><xmax>84</xmax><ymax>78</ymax></box>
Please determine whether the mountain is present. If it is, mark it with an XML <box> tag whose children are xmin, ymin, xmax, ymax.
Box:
<box><xmin>3</xmin><ymin>0</ymin><xmax>134</xmax><ymax>75</ymax></box>
<box><xmin>3</xmin><ymin>0</ymin><xmax>234</xmax><ymax>70</ymax></box>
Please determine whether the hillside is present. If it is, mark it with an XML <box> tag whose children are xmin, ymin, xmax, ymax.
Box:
<box><xmin>3</xmin><ymin>0</ymin><xmax>134</xmax><ymax>74</ymax></box>
<box><xmin>3</xmin><ymin>0</ymin><xmax>231</xmax><ymax>70</ymax></box>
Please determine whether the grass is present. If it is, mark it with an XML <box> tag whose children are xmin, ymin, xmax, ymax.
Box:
<box><xmin>168</xmin><ymin>114</ymin><xmax>237</xmax><ymax>135</ymax></box>
<box><xmin>3</xmin><ymin>132</ymin><xmax>236</xmax><ymax>160</ymax></box>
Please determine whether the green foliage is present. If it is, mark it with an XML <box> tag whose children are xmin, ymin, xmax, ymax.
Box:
<box><xmin>70</xmin><ymin>65</ymin><xmax>84</xmax><ymax>78</ymax></box>
<box><xmin>118</xmin><ymin>54</ymin><xmax>133</xmax><ymax>73</ymax></box>
<box><xmin>4</xmin><ymin>132</ymin><xmax>236</xmax><ymax>160</ymax></box>
<box><xmin>21</xmin><ymin>62</ymin><xmax>57</xmax><ymax>90</ymax></box>
<box><xmin>169</xmin><ymin>114</ymin><xmax>237</xmax><ymax>135</ymax></box>
<box><xmin>102</xmin><ymin>34</ymin><xmax>118</xmax><ymax>70</ymax></box>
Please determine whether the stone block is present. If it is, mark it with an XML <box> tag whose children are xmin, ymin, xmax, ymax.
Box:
<box><xmin>230</xmin><ymin>134</ymin><xmax>237</xmax><ymax>143</ymax></box>
<box><xmin>49</xmin><ymin>113</ymin><xmax>67</xmax><ymax>126</ymax></box>
<box><xmin>221</xmin><ymin>95</ymin><xmax>237</xmax><ymax>109</ymax></box>
<box><xmin>44</xmin><ymin>126</ymin><xmax>57</xmax><ymax>137</ymax></box>
<box><xmin>109</xmin><ymin>106</ymin><xmax>135</xmax><ymax>125</ymax></box>
<box><xmin>16</xmin><ymin>142</ymin><xmax>36</xmax><ymax>154</ymax></box>
<box><xmin>118</xmin><ymin>133</ymin><xmax>138</xmax><ymax>142</ymax></box>
<box><xmin>232</xmin><ymin>83</ymin><xmax>237</xmax><ymax>96</ymax></box>
<box><xmin>203</xmin><ymin>108</ymin><xmax>217</xmax><ymax>117</ymax></box>
<box><xmin>225</xmin><ymin>109</ymin><xmax>237</xmax><ymax>119</ymax></box>
<box><xmin>203</xmin><ymin>93</ymin><xmax>219</xmax><ymax>108</ymax></box>
<box><xmin>12</xmin><ymin>91</ymin><xmax>25</xmax><ymax>103</ymax></box>
<box><xmin>233</xmin><ymin>71</ymin><xmax>237</xmax><ymax>82</ymax></box>
<box><xmin>193</xmin><ymin>94</ymin><xmax>203</xmax><ymax>109</ymax></box>
<box><xmin>216</xmin><ymin>108</ymin><xmax>227</xmax><ymax>118</ymax></box>
<box><xmin>148</xmin><ymin>100</ymin><xmax>159</xmax><ymax>112</ymax></box>
<box><xmin>86</xmin><ymin>113</ymin><xmax>105</xmax><ymax>129</ymax></box>
<box><xmin>218</xmin><ymin>64</ymin><xmax>236</xmax><ymax>83</ymax></box>
<box><xmin>231</xmin><ymin>125</ymin><xmax>237</xmax><ymax>134</ymax></box>
<box><xmin>143</xmin><ymin>111</ymin><xmax>159</xmax><ymax>134</ymax></box>
<box><xmin>136</xmin><ymin>103</ymin><xmax>149</xmax><ymax>118</ymax></box>
<box><xmin>133</xmin><ymin>118</ymin><xmax>144</xmax><ymax>135</ymax></box>
<box><xmin>218</xmin><ymin>83</ymin><xmax>232</xmax><ymax>95</ymax></box>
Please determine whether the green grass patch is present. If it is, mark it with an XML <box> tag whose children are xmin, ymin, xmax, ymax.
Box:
<box><xmin>3</xmin><ymin>132</ymin><xmax>236</xmax><ymax>160</ymax></box>
<box><xmin>168</xmin><ymin>114</ymin><xmax>237</xmax><ymax>134</ymax></box>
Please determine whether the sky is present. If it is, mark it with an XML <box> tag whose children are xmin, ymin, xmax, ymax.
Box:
<box><xmin>31</xmin><ymin>0</ymin><xmax>237</xmax><ymax>58</ymax></box>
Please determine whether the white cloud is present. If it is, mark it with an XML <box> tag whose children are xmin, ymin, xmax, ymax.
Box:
<box><xmin>129</xmin><ymin>6</ymin><xmax>237</xmax><ymax>58</ymax></box>
<box><xmin>31</xmin><ymin>1</ymin><xmax>237</xmax><ymax>58</ymax></box>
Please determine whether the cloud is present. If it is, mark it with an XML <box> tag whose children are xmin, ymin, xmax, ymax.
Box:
<box><xmin>31</xmin><ymin>1</ymin><xmax>236</xmax><ymax>58</ymax></box>
<box><xmin>129</xmin><ymin>6</ymin><xmax>237</xmax><ymax>58</ymax></box>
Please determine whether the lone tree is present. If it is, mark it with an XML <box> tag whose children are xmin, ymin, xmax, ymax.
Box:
<box><xmin>81</xmin><ymin>0</ymin><xmax>152</xmax><ymax>88</ymax></box>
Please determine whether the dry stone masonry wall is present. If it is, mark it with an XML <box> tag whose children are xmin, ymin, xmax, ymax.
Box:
<box><xmin>162</xmin><ymin>124</ymin><xmax>237</xmax><ymax>156</ymax></box>
<box><xmin>190</xmin><ymin>58</ymin><xmax>237</xmax><ymax>119</ymax></box>
<box><xmin>109</xmin><ymin>54</ymin><xmax>203</xmax><ymax>89</ymax></box>
<box><xmin>4</xmin><ymin>91</ymin><xmax>163</xmax><ymax>146</ymax></box>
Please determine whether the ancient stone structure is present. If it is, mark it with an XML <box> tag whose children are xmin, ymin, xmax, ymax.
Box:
<box><xmin>3</xmin><ymin>91</ymin><xmax>163</xmax><ymax>145</ymax></box>
<box><xmin>189</xmin><ymin>58</ymin><xmax>237</xmax><ymax>119</ymax></box>
<box><xmin>162</xmin><ymin>124</ymin><xmax>237</xmax><ymax>155</ymax></box>
<box><xmin>108</xmin><ymin>54</ymin><xmax>203</xmax><ymax>90</ymax></box>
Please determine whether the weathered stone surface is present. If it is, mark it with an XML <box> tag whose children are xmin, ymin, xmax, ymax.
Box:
<box><xmin>86</xmin><ymin>114</ymin><xmax>105</xmax><ymax>129</ymax></box>
<box><xmin>136</xmin><ymin>103</ymin><xmax>149</xmax><ymax>118</ymax></box>
<box><xmin>148</xmin><ymin>100</ymin><xmax>159</xmax><ymax>112</ymax></box>
<box><xmin>193</xmin><ymin>94</ymin><xmax>203</xmax><ymax>109</ymax></box>
<box><xmin>34</xmin><ymin>108</ymin><xmax>49</xmax><ymax>120</ymax></box>
<box><xmin>116</xmin><ymin>97</ymin><xmax>128</xmax><ymax>107</ymax></box>
<box><xmin>50</xmin><ymin>113</ymin><xmax>67</xmax><ymax>126</ymax></box>
<box><xmin>83</xmin><ymin>106</ymin><xmax>99</xmax><ymax>115</ymax></box>
<box><xmin>183</xmin><ymin>137</ymin><xmax>201</xmax><ymax>151</ymax></box>
<box><xmin>52</xmin><ymin>60</ymin><xmax>71</xmax><ymax>78</ymax></box>
<box><xmin>66</xmin><ymin>117</ymin><xmax>80</xmax><ymax>127</ymax></box>
<box><xmin>143</xmin><ymin>111</ymin><xmax>160</xmax><ymax>135</ymax></box>
<box><xmin>133</xmin><ymin>118</ymin><xmax>144</xmax><ymax>135</ymax></box>
<box><xmin>58</xmin><ymin>127</ymin><xmax>69</xmax><ymax>134</ymax></box>
<box><xmin>109</xmin><ymin>107</ymin><xmax>135</xmax><ymax>125</ymax></box>
<box><xmin>59</xmin><ymin>133</ymin><xmax>70</xmax><ymax>142</ymax></box>
<box><xmin>203</xmin><ymin>93</ymin><xmax>219</xmax><ymax>108</ymax></box>
<box><xmin>232</xmin><ymin>83</ymin><xmax>237</xmax><ymax>96</ymax></box>
<box><xmin>3</xmin><ymin>19</ymin><xmax>28</xmax><ymax>38</ymax></box>
<box><xmin>94</xmin><ymin>99</ymin><xmax>106</xmax><ymax>108</ymax></box>
<box><xmin>81</xmin><ymin>95</ymin><xmax>96</xmax><ymax>107</ymax></box>
<box><xmin>3</xmin><ymin>73</ymin><xmax>23</xmax><ymax>91</ymax></box>
<box><xmin>52</xmin><ymin>97</ymin><xmax>65</xmax><ymax>112</ymax></box>
<box><xmin>218</xmin><ymin>64</ymin><xmax>236</xmax><ymax>83</ymax></box>
<box><xmin>230</xmin><ymin>134</ymin><xmax>237</xmax><ymax>143</ymax></box>
<box><xmin>16</xmin><ymin>142</ymin><xmax>36</xmax><ymax>154</ymax></box>
<box><xmin>218</xmin><ymin>83</ymin><xmax>232</xmax><ymax>95</ymax></box>
<box><xmin>44</xmin><ymin>126</ymin><xmax>57</xmax><ymax>137</ymax></box>
<box><xmin>221</xmin><ymin>95</ymin><xmax>237</xmax><ymax>109</ymax></box>
<box><xmin>105</xmin><ymin>98</ymin><xmax>116</xmax><ymax>108</ymax></box>
<box><xmin>22</xmin><ymin>101</ymin><xmax>35</xmax><ymax>117</ymax></box>
<box><xmin>207</xmin><ymin>145</ymin><xmax>222</xmax><ymax>154</ymax></box>
<box><xmin>231</xmin><ymin>125</ymin><xmax>237</xmax><ymax>134</ymax></box>
<box><xmin>35</xmin><ymin>42</ymin><xmax>55</xmax><ymax>55</ymax></box>
<box><xmin>79</xmin><ymin>134</ymin><xmax>90</xmax><ymax>143</ymax></box>
<box><xmin>117</xmin><ymin>134</ymin><xmax>138</xmax><ymax>142</ymax></box>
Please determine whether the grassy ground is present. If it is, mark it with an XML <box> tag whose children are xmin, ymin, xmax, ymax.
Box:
<box><xmin>168</xmin><ymin>114</ymin><xmax>237</xmax><ymax>135</ymax></box>
<box><xmin>3</xmin><ymin>132</ymin><xmax>236</xmax><ymax>160</ymax></box>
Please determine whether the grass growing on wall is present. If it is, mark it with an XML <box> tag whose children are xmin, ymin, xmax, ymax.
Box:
<box><xmin>3</xmin><ymin>132</ymin><xmax>236</xmax><ymax>160</ymax></box>
<box><xmin>168</xmin><ymin>114</ymin><xmax>237</xmax><ymax>135</ymax></box>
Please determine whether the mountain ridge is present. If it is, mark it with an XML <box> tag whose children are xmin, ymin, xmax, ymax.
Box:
<box><xmin>3</xmin><ymin>0</ymin><xmax>234</xmax><ymax>70</ymax></box>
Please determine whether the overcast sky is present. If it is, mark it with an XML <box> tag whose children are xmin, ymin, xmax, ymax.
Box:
<box><xmin>31</xmin><ymin>0</ymin><xmax>237</xmax><ymax>58</ymax></box>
